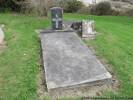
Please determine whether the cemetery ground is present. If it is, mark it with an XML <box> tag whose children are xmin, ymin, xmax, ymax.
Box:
<box><xmin>0</xmin><ymin>13</ymin><xmax>133</xmax><ymax>100</ymax></box>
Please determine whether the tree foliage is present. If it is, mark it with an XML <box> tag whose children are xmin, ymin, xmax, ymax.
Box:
<box><xmin>91</xmin><ymin>2</ymin><xmax>112</xmax><ymax>15</ymax></box>
<box><xmin>0</xmin><ymin>0</ymin><xmax>83</xmax><ymax>15</ymax></box>
<box><xmin>64</xmin><ymin>0</ymin><xmax>84</xmax><ymax>13</ymax></box>
<box><xmin>0</xmin><ymin>0</ymin><xmax>23</xmax><ymax>12</ymax></box>
<box><xmin>0</xmin><ymin>0</ymin><xmax>52</xmax><ymax>16</ymax></box>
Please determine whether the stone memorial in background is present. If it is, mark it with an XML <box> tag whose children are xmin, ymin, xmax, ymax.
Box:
<box><xmin>51</xmin><ymin>7</ymin><xmax>63</xmax><ymax>30</ymax></box>
<box><xmin>82</xmin><ymin>20</ymin><xmax>96</xmax><ymax>38</ymax></box>
<box><xmin>0</xmin><ymin>25</ymin><xmax>5</xmax><ymax>44</ymax></box>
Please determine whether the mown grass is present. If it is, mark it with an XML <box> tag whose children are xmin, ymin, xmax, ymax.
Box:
<box><xmin>64</xmin><ymin>13</ymin><xmax>133</xmax><ymax>97</ymax></box>
<box><xmin>0</xmin><ymin>13</ymin><xmax>133</xmax><ymax>100</ymax></box>
<box><xmin>0</xmin><ymin>13</ymin><xmax>49</xmax><ymax>100</ymax></box>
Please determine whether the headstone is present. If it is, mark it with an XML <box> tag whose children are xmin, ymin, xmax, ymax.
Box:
<box><xmin>51</xmin><ymin>7</ymin><xmax>63</xmax><ymax>30</ymax></box>
<box><xmin>82</xmin><ymin>20</ymin><xmax>95</xmax><ymax>38</ymax></box>
<box><xmin>40</xmin><ymin>8</ymin><xmax>112</xmax><ymax>91</ymax></box>
<box><xmin>0</xmin><ymin>25</ymin><xmax>5</xmax><ymax>44</ymax></box>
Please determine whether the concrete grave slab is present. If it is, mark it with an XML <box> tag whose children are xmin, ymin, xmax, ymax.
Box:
<box><xmin>40</xmin><ymin>31</ymin><xmax>112</xmax><ymax>90</ymax></box>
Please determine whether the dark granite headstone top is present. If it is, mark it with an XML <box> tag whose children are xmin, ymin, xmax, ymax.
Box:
<box><xmin>51</xmin><ymin>7</ymin><xmax>63</xmax><ymax>30</ymax></box>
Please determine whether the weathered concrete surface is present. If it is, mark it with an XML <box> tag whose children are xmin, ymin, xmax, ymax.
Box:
<box><xmin>40</xmin><ymin>31</ymin><xmax>112</xmax><ymax>90</ymax></box>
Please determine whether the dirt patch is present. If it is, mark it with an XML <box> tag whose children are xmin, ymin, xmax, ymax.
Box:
<box><xmin>37</xmin><ymin>65</ymin><xmax>49</xmax><ymax>100</ymax></box>
<box><xmin>37</xmin><ymin>51</ymin><xmax>50</xmax><ymax>100</ymax></box>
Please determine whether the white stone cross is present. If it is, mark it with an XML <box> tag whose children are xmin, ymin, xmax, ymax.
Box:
<box><xmin>52</xmin><ymin>14</ymin><xmax>62</xmax><ymax>28</ymax></box>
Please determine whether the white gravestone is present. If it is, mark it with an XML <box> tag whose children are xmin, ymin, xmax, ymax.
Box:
<box><xmin>0</xmin><ymin>25</ymin><xmax>5</xmax><ymax>44</ymax></box>
<box><xmin>82</xmin><ymin>20</ymin><xmax>95</xmax><ymax>38</ymax></box>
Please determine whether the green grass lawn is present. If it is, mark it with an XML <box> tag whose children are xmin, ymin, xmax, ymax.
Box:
<box><xmin>0</xmin><ymin>13</ymin><xmax>133</xmax><ymax>100</ymax></box>
<box><xmin>0</xmin><ymin>13</ymin><xmax>50</xmax><ymax>100</ymax></box>
<box><xmin>65</xmin><ymin>14</ymin><xmax>133</xmax><ymax>97</ymax></box>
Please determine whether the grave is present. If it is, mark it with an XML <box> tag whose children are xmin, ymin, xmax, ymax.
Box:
<box><xmin>40</xmin><ymin>31</ymin><xmax>112</xmax><ymax>90</ymax></box>
<box><xmin>40</xmin><ymin>7</ymin><xmax>112</xmax><ymax>91</ymax></box>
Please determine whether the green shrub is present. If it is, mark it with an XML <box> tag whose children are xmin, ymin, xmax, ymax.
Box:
<box><xmin>64</xmin><ymin>0</ymin><xmax>84</xmax><ymax>13</ymax></box>
<box><xmin>77</xmin><ymin>6</ymin><xmax>91</xmax><ymax>14</ymax></box>
<box><xmin>124</xmin><ymin>8</ymin><xmax>133</xmax><ymax>17</ymax></box>
<box><xmin>111</xmin><ymin>9</ymin><xmax>120</xmax><ymax>16</ymax></box>
<box><xmin>91</xmin><ymin>1</ymin><xmax>112</xmax><ymax>15</ymax></box>
<box><xmin>0</xmin><ymin>0</ymin><xmax>22</xmax><ymax>12</ymax></box>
